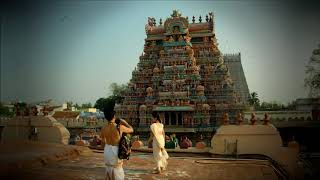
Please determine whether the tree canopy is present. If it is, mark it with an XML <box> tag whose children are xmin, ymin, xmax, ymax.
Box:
<box><xmin>248</xmin><ymin>92</ymin><xmax>260</xmax><ymax>108</ymax></box>
<box><xmin>94</xmin><ymin>82</ymin><xmax>127</xmax><ymax>111</ymax></box>
<box><xmin>0</xmin><ymin>103</ymin><xmax>13</xmax><ymax>117</ymax></box>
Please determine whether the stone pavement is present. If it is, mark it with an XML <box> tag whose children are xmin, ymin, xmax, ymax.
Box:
<box><xmin>0</xmin><ymin>143</ymin><xmax>279</xmax><ymax>180</ymax></box>
<box><xmin>0</xmin><ymin>141</ymin><xmax>89</xmax><ymax>175</ymax></box>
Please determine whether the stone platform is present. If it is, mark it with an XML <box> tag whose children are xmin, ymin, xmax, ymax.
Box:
<box><xmin>0</xmin><ymin>142</ymin><xmax>283</xmax><ymax>180</ymax></box>
<box><xmin>132</xmin><ymin>146</ymin><xmax>210</xmax><ymax>154</ymax></box>
<box><xmin>0</xmin><ymin>140</ymin><xmax>89</xmax><ymax>176</ymax></box>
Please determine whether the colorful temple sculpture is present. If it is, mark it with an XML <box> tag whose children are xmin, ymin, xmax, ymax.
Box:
<box><xmin>115</xmin><ymin>10</ymin><xmax>249</xmax><ymax>136</ymax></box>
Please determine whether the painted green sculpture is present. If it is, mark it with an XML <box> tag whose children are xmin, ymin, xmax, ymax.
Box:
<box><xmin>165</xmin><ymin>133</ymin><xmax>179</xmax><ymax>149</ymax></box>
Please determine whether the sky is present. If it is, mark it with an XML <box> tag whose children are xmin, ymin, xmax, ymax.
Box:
<box><xmin>1</xmin><ymin>0</ymin><xmax>320</xmax><ymax>105</ymax></box>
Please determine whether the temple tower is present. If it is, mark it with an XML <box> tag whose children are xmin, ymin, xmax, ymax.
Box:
<box><xmin>116</xmin><ymin>10</ymin><xmax>249</xmax><ymax>134</ymax></box>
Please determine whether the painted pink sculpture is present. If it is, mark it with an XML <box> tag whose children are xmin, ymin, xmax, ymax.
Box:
<box><xmin>180</xmin><ymin>136</ymin><xmax>192</xmax><ymax>149</ymax></box>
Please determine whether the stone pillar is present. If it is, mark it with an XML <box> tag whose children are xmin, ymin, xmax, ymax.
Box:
<box><xmin>176</xmin><ymin>112</ymin><xmax>179</xmax><ymax>125</ymax></box>
<box><xmin>160</xmin><ymin>112</ymin><xmax>165</xmax><ymax>124</ymax></box>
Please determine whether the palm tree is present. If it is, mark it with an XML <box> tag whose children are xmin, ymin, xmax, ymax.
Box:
<box><xmin>249</xmin><ymin>92</ymin><xmax>260</xmax><ymax>108</ymax></box>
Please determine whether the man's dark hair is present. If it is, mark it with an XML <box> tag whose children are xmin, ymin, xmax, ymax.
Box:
<box><xmin>104</xmin><ymin>109</ymin><xmax>116</xmax><ymax>121</ymax></box>
<box><xmin>151</xmin><ymin>111</ymin><xmax>161</xmax><ymax>123</ymax></box>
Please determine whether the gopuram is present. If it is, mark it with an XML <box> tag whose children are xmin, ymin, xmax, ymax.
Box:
<box><xmin>115</xmin><ymin>10</ymin><xmax>249</xmax><ymax>138</ymax></box>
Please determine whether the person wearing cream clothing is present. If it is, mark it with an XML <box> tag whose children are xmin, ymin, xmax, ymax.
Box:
<box><xmin>148</xmin><ymin>111</ymin><xmax>169</xmax><ymax>174</ymax></box>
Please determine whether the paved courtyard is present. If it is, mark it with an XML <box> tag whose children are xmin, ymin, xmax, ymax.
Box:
<box><xmin>1</xmin><ymin>150</ymin><xmax>278</xmax><ymax>180</ymax></box>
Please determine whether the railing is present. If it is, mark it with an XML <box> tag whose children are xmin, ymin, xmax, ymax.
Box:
<box><xmin>243</xmin><ymin>111</ymin><xmax>313</xmax><ymax>122</ymax></box>
<box><xmin>60</xmin><ymin>120</ymin><xmax>106</xmax><ymax>128</ymax></box>
<box><xmin>138</xmin><ymin>123</ymin><xmax>216</xmax><ymax>128</ymax></box>
<box><xmin>1</xmin><ymin>111</ymin><xmax>318</xmax><ymax>129</ymax></box>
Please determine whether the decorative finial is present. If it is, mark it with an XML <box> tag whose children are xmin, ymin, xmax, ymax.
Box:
<box><xmin>192</xmin><ymin>16</ymin><xmax>195</xmax><ymax>23</ymax></box>
<box><xmin>199</xmin><ymin>15</ymin><xmax>202</xmax><ymax>23</ymax></box>
<box><xmin>171</xmin><ymin>10</ymin><xmax>181</xmax><ymax>17</ymax></box>
<box><xmin>209</xmin><ymin>12</ymin><xmax>213</xmax><ymax>22</ymax></box>
<box><xmin>236</xmin><ymin>112</ymin><xmax>243</xmax><ymax>125</ymax></box>
<box><xmin>159</xmin><ymin>18</ymin><xmax>162</xmax><ymax>25</ymax></box>
<box><xmin>153</xmin><ymin>18</ymin><xmax>156</xmax><ymax>26</ymax></box>
<box><xmin>263</xmin><ymin>113</ymin><xmax>270</xmax><ymax>125</ymax></box>
<box><xmin>250</xmin><ymin>113</ymin><xmax>257</xmax><ymax>125</ymax></box>
<box><xmin>205</xmin><ymin>15</ymin><xmax>209</xmax><ymax>22</ymax></box>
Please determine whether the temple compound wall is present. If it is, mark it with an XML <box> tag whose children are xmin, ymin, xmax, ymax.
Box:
<box><xmin>1</xmin><ymin>116</ymin><xmax>70</xmax><ymax>144</ymax></box>
<box><xmin>210</xmin><ymin>124</ymin><xmax>301</xmax><ymax>178</ymax></box>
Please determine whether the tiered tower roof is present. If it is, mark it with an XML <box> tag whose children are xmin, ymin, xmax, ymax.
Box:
<box><xmin>116</xmin><ymin>10</ymin><xmax>249</xmax><ymax>129</ymax></box>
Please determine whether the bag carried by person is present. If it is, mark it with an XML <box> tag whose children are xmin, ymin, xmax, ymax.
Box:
<box><xmin>116</xmin><ymin>118</ymin><xmax>132</xmax><ymax>160</ymax></box>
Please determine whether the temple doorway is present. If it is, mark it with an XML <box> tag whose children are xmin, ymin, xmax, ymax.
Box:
<box><xmin>164</xmin><ymin>112</ymin><xmax>183</xmax><ymax>126</ymax></box>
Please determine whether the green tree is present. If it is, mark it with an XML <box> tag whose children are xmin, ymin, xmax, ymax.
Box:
<box><xmin>94</xmin><ymin>97</ymin><xmax>116</xmax><ymax>112</ymax></box>
<box><xmin>94</xmin><ymin>82</ymin><xmax>128</xmax><ymax>112</ymax></box>
<box><xmin>249</xmin><ymin>92</ymin><xmax>260</xmax><ymax>108</ymax></box>
<box><xmin>258</xmin><ymin>101</ymin><xmax>287</xmax><ymax>111</ymax></box>
<box><xmin>81</xmin><ymin>103</ymin><xmax>92</xmax><ymax>109</ymax></box>
<box><xmin>286</xmin><ymin>101</ymin><xmax>296</xmax><ymax>110</ymax></box>
<box><xmin>109</xmin><ymin>82</ymin><xmax>127</xmax><ymax>103</ymax></box>
<box><xmin>66</xmin><ymin>101</ymin><xmax>73</xmax><ymax>110</ymax></box>
<box><xmin>0</xmin><ymin>103</ymin><xmax>13</xmax><ymax>117</ymax></box>
<box><xmin>74</xmin><ymin>103</ymin><xmax>80</xmax><ymax>109</ymax></box>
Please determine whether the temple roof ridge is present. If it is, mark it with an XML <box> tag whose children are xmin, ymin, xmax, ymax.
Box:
<box><xmin>151</xmin><ymin>10</ymin><xmax>214</xmax><ymax>26</ymax></box>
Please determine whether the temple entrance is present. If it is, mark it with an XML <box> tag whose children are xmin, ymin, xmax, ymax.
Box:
<box><xmin>164</xmin><ymin>112</ymin><xmax>184</xmax><ymax>126</ymax></box>
<box><xmin>165</xmin><ymin>112</ymin><xmax>169</xmax><ymax>125</ymax></box>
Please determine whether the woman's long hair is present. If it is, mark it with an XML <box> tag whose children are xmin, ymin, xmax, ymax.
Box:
<box><xmin>151</xmin><ymin>111</ymin><xmax>162</xmax><ymax>123</ymax></box>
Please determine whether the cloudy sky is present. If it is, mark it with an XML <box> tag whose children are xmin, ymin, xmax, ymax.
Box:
<box><xmin>1</xmin><ymin>0</ymin><xmax>320</xmax><ymax>104</ymax></box>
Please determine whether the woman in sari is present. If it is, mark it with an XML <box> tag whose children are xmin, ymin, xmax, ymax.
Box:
<box><xmin>148</xmin><ymin>111</ymin><xmax>169</xmax><ymax>174</ymax></box>
<box><xmin>100</xmin><ymin>110</ymin><xmax>133</xmax><ymax>180</ymax></box>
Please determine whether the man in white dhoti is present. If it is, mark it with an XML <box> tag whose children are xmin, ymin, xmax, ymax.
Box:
<box><xmin>101</xmin><ymin>110</ymin><xmax>133</xmax><ymax>180</ymax></box>
<box><xmin>148</xmin><ymin>111</ymin><xmax>169</xmax><ymax>174</ymax></box>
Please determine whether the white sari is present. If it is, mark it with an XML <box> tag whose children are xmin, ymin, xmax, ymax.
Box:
<box><xmin>150</xmin><ymin>123</ymin><xmax>169</xmax><ymax>170</ymax></box>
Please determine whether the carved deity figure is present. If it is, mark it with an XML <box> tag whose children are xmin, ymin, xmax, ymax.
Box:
<box><xmin>173</xmin><ymin>26</ymin><xmax>180</xmax><ymax>33</ymax></box>
<box><xmin>146</xmin><ymin>87</ymin><xmax>153</xmax><ymax>97</ymax></box>
<box><xmin>160</xmin><ymin>50</ymin><xmax>165</xmax><ymax>58</ymax></box>
<box><xmin>184</xmin><ymin>35</ymin><xmax>191</xmax><ymax>43</ymax></box>
<box><xmin>222</xmin><ymin>112</ymin><xmax>229</xmax><ymax>125</ymax></box>
<box><xmin>178</xmin><ymin>35</ymin><xmax>184</xmax><ymax>42</ymax></box>
<box><xmin>168</xmin><ymin>36</ymin><xmax>175</xmax><ymax>42</ymax></box>
<box><xmin>203</xmin><ymin>36</ymin><xmax>209</xmax><ymax>43</ymax></box>
<box><xmin>217</xmin><ymin>56</ymin><xmax>224</xmax><ymax>66</ymax></box>
<box><xmin>172</xmin><ymin>76</ymin><xmax>177</xmax><ymax>91</ymax></box>
<box><xmin>151</xmin><ymin>40</ymin><xmax>156</xmax><ymax>46</ymax></box>
<box><xmin>145</xmin><ymin>17</ymin><xmax>155</xmax><ymax>33</ymax></box>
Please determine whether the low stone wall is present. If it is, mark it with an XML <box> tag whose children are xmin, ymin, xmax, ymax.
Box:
<box><xmin>243</xmin><ymin>110</ymin><xmax>312</xmax><ymax>121</ymax></box>
<box><xmin>210</xmin><ymin>124</ymin><xmax>300</xmax><ymax>179</ymax></box>
<box><xmin>1</xmin><ymin>116</ymin><xmax>70</xmax><ymax>144</ymax></box>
